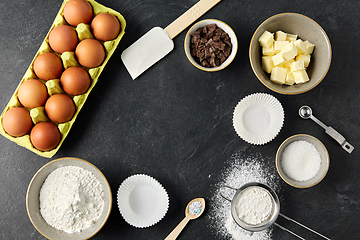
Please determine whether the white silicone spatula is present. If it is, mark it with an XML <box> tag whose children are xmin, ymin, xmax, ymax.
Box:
<box><xmin>121</xmin><ymin>0</ymin><xmax>222</xmax><ymax>80</ymax></box>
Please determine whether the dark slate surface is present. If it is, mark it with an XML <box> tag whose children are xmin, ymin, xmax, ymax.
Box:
<box><xmin>0</xmin><ymin>0</ymin><xmax>359</xmax><ymax>239</ymax></box>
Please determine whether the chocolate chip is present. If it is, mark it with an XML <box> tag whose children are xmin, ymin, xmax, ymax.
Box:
<box><xmin>213</xmin><ymin>35</ymin><xmax>220</xmax><ymax>42</ymax></box>
<box><xmin>212</xmin><ymin>41</ymin><xmax>225</xmax><ymax>51</ymax></box>
<box><xmin>207</xmin><ymin>24</ymin><xmax>217</xmax><ymax>32</ymax></box>
<box><xmin>189</xmin><ymin>24</ymin><xmax>232</xmax><ymax>68</ymax></box>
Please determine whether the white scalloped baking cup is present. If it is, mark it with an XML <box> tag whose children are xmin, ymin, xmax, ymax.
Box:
<box><xmin>233</xmin><ymin>93</ymin><xmax>284</xmax><ymax>145</ymax></box>
<box><xmin>117</xmin><ymin>174</ymin><xmax>169</xmax><ymax>228</ymax></box>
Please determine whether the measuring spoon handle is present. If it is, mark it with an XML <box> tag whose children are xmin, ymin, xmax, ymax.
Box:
<box><xmin>325</xmin><ymin>126</ymin><xmax>354</xmax><ymax>153</ymax></box>
<box><xmin>164</xmin><ymin>216</ymin><xmax>191</xmax><ymax>240</ymax></box>
<box><xmin>310</xmin><ymin>115</ymin><xmax>354</xmax><ymax>153</ymax></box>
<box><xmin>309</xmin><ymin>115</ymin><xmax>327</xmax><ymax>129</ymax></box>
<box><xmin>310</xmin><ymin>115</ymin><xmax>345</xmax><ymax>143</ymax></box>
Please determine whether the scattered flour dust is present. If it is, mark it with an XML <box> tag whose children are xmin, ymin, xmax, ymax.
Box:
<box><xmin>39</xmin><ymin>166</ymin><xmax>105</xmax><ymax>233</ymax></box>
<box><xmin>208</xmin><ymin>151</ymin><xmax>280</xmax><ymax>240</ymax></box>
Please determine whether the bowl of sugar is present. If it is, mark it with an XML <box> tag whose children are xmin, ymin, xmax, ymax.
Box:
<box><xmin>275</xmin><ymin>134</ymin><xmax>329</xmax><ymax>188</ymax></box>
<box><xmin>26</xmin><ymin>157</ymin><xmax>112</xmax><ymax>240</ymax></box>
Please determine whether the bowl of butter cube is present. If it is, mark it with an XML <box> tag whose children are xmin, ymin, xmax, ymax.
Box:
<box><xmin>249</xmin><ymin>13</ymin><xmax>331</xmax><ymax>95</ymax></box>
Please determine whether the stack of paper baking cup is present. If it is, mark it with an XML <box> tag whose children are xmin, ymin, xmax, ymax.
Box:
<box><xmin>117</xmin><ymin>174</ymin><xmax>169</xmax><ymax>228</ymax></box>
<box><xmin>233</xmin><ymin>93</ymin><xmax>284</xmax><ymax>145</ymax></box>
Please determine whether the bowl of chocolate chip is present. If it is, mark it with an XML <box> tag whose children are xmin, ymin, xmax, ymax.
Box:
<box><xmin>184</xmin><ymin>19</ymin><xmax>238</xmax><ymax>71</ymax></box>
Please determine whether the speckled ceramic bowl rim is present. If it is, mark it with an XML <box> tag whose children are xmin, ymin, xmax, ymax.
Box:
<box><xmin>26</xmin><ymin>157</ymin><xmax>112</xmax><ymax>240</ymax></box>
<box><xmin>184</xmin><ymin>19</ymin><xmax>238</xmax><ymax>72</ymax></box>
<box><xmin>275</xmin><ymin>134</ymin><xmax>330</xmax><ymax>188</ymax></box>
<box><xmin>249</xmin><ymin>12</ymin><xmax>332</xmax><ymax>95</ymax></box>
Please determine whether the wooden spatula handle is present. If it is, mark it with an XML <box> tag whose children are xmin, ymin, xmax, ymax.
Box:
<box><xmin>164</xmin><ymin>0</ymin><xmax>222</xmax><ymax>39</ymax></box>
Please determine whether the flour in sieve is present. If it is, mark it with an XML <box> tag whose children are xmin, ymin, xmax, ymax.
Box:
<box><xmin>39</xmin><ymin>166</ymin><xmax>105</xmax><ymax>233</ymax></box>
<box><xmin>208</xmin><ymin>151</ymin><xmax>280</xmax><ymax>240</ymax></box>
<box><xmin>235</xmin><ymin>186</ymin><xmax>273</xmax><ymax>225</ymax></box>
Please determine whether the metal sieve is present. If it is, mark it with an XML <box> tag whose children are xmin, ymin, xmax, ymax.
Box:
<box><xmin>220</xmin><ymin>182</ymin><xmax>331</xmax><ymax>240</ymax></box>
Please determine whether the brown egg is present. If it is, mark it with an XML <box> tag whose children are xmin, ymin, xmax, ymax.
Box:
<box><xmin>45</xmin><ymin>94</ymin><xmax>75</xmax><ymax>123</ymax></box>
<box><xmin>2</xmin><ymin>107</ymin><xmax>33</xmax><ymax>137</ymax></box>
<box><xmin>60</xmin><ymin>67</ymin><xmax>90</xmax><ymax>95</ymax></box>
<box><xmin>30</xmin><ymin>122</ymin><xmax>61</xmax><ymax>151</ymax></box>
<box><xmin>63</xmin><ymin>0</ymin><xmax>93</xmax><ymax>27</ymax></box>
<box><xmin>75</xmin><ymin>39</ymin><xmax>105</xmax><ymax>68</ymax></box>
<box><xmin>49</xmin><ymin>25</ymin><xmax>78</xmax><ymax>54</ymax></box>
<box><xmin>91</xmin><ymin>13</ymin><xmax>120</xmax><ymax>41</ymax></box>
<box><xmin>33</xmin><ymin>52</ymin><xmax>63</xmax><ymax>81</ymax></box>
<box><xmin>18</xmin><ymin>79</ymin><xmax>48</xmax><ymax>109</ymax></box>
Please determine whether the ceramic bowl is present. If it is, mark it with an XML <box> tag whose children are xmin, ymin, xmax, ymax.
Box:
<box><xmin>249</xmin><ymin>13</ymin><xmax>331</xmax><ymax>94</ymax></box>
<box><xmin>184</xmin><ymin>19</ymin><xmax>238</xmax><ymax>71</ymax></box>
<box><xmin>26</xmin><ymin>157</ymin><xmax>112</xmax><ymax>240</ymax></box>
<box><xmin>276</xmin><ymin>134</ymin><xmax>329</xmax><ymax>188</ymax></box>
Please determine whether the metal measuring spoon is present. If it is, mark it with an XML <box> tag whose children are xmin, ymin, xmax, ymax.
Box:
<box><xmin>299</xmin><ymin>105</ymin><xmax>354</xmax><ymax>153</ymax></box>
<box><xmin>164</xmin><ymin>198</ymin><xmax>205</xmax><ymax>240</ymax></box>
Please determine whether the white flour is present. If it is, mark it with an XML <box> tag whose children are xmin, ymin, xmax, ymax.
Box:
<box><xmin>235</xmin><ymin>186</ymin><xmax>273</xmax><ymax>225</ymax></box>
<box><xmin>208</xmin><ymin>151</ymin><xmax>280</xmax><ymax>240</ymax></box>
<box><xmin>39</xmin><ymin>166</ymin><xmax>105</xmax><ymax>233</ymax></box>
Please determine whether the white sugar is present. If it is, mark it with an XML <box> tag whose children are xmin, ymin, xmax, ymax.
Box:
<box><xmin>208</xmin><ymin>151</ymin><xmax>280</xmax><ymax>240</ymax></box>
<box><xmin>281</xmin><ymin>140</ymin><xmax>321</xmax><ymax>182</ymax></box>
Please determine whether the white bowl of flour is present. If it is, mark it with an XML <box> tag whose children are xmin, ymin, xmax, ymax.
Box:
<box><xmin>26</xmin><ymin>157</ymin><xmax>112</xmax><ymax>239</ymax></box>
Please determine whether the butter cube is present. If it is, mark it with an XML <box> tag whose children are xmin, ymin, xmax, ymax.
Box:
<box><xmin>294</xmin><ymin>39</ymin><xmax>306</xmax><ymax>54</ymax></box>
<box><xmin>259</xmin><ymin>30</ymin><xmax>314</xmax><ymax>86</ymax></box>
<box><xmin>270</xmin><ymin>67</ymin><xmax>287</xmax><ymax>84</ymax></box>
<box><xmin>304</xmin><ymin>40</ymin><xmax>315</xmax><ymax>55</ymax></box>
<box><xmin>259</xmin><ymin>30</ymin><xmax>274</xmax><ymax>48</ymax></box>
<box><xmin>296</xmin><ymin>54</ymin><xmax>311</xmax><ymax>67</ymax></box>
<box><xmin>272</xmin><ymin>53</ymin><xmax>286</xmax><ymax>66</ymax></box>
<box><xmin>286</xmin><ymin>33</ymin><xmax>298</xmax><ymax>41</ymax></box>
<box><xmin>274</xmin><ymin>41</ymin><xmax>288</xmax><ymax>54</ymax></box>
<box><xmin>275</xmin><ymin>31</ymin><xmax>287</xmax><ymax>41</ymax></box>
<box><xmin>285</xmin><ymin>72</ymin><xmax>295</xmax><ymax>85</ymax></box>
<box><xmin>262</xmin><ymin>56</ymin><xmax>274</xmax><ymax>73</ymax></box>
<box><xmin>290</xmin><ymin>60</ymin><xmax>305</xmax><ymax>72</ymax></box>
<box><xmin>281</xmin><ymin>42</ymin><xmax>298</xmax><ymax>61</ymax></box>
<box><xmin>281</xmin><ymin>59</ymin><xmax>295</xmax><ymax>69</ymax></box>
<box><xmin>293</xmin><ymin>69</ymin><xmax>309</xmax><ymax>83</ymax></box>
<box><xmin>262</xmin><ymin>45</ymin><xmax>275</xmax><ymax>56</ymax></box>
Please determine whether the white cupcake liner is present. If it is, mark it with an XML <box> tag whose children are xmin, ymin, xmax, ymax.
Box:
<box><xmin>117</xmin><ymin>174</ymin><xmax>169</xmax><ymax>228</ymax></box>
<box><xmin>233</xmin><ymin>93</ymin><xmax>284</xmax><ymax>145</ymax></box>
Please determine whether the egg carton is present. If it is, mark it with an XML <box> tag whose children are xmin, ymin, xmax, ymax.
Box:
<box><xmin>0</xmin><ymin>0</ymin><xmax>126</xmax><ymax>158</ymax></box>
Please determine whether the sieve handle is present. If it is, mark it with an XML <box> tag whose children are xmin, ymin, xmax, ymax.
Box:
<box><xmin>274</xmin><ymin>223</ymin><xmax>305</xmax><ymax>240</ymax></box>
<box><xmin>219</xmin><ymin>186</ymin><xmax>237</xmax><ymax>202</ymax></box>
<box><xmin>278</xmin><ymin>213</ymin><xmax>331</xmax><ymax>240</ymax></box>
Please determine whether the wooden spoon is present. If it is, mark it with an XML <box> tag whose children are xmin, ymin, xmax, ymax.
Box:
<box><xmin>164</xmin><ymin>198</ymin><xmax>205</xmax><ymax>240</ymax></box>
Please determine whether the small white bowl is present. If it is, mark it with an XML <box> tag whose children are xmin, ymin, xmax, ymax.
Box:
<box><xmin>26</xmin><ymin>157</ymin><xmax>112</xmax><ymax>240</ymax></box>
<box><xmin>184</xmin><ymin>19</ymin><xmax>238</xmax><ymax>71</ymax></box>
<box><xmin>117</xmin><ymin>174</ymin><xmax>169</xmax><ymax>228</ymax></box>
<box><xmin>276</xmin><ymin>134</ymin><xmax>330</xmax><ymax>188</ymax></box>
